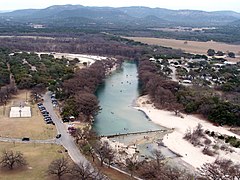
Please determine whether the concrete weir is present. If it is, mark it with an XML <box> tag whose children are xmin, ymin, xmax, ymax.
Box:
<box><xmin>101</xmin><ymin>129</ymin><xmax>167</xmax><ymax>138</ymax></box>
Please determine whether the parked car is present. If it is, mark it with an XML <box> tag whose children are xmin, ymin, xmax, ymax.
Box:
<box><xmin>56</xmin><ymin>134</ymin><xmax>61</xmax><ymax>139</ymax></box>
<box><xmin>46</xmin><ymin>121</ymin><xmax>53</xmax><ymax>124</ymax></box>
<box><xmin>44</xmin><ymin>117</ymin><xmax>52</xmax><ymax>121</ymax></box>
<box><xmin>42</xmin><ymin>111</ymin><xmax>49</xmax><ymax>115</ymax></box>
<box><xmin>22</xmin><ymin>137</ymin><xmax>30</xmax><ymax>141</ymax></box>
<box><xmin>37</xmin><ymin>103</ymin><xmax>43</xmax><ymax>107</ymax></box>
<box><xmin>62</xmin><ymin>118</ymin><xmax>69</xmax><ymax>123</ymax></box>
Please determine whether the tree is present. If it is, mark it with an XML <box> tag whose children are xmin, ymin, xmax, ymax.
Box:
<box><xmin>207</xmin><ymin>49</ymin><xmax>215</xmax><ymax>56</ymax></box>
<box><xmin>94</xmin><ymin>141</ymin><xmax>114</xmax><ymax>167</ymax></box>
<box><xmin>72</xmin><ymin>162</ymin><xmax>103</xmax><ymax>180</ymax></box>
<box><xmin>48</xmin><ymin>157</ymin><xmax>71</xmax><ymax>180</ymax></box>
<box><xmin>0</xmin><ymin>150</ymin><xmax>27</xmax><ymax>170</ymax></box>
<box><xmin>197</xmin><ymin>159</ymin><xmax>240</xmax><ymax>180</ymax></box>
<box><xmin>151</xmin><ymin>149</ymin><xmax>164</xmax><ymax>168</ymax></box>
<box><xmin>74</xmin><ymin>126</ymin><xmax>90</xmax><ymax>144</ymax></box>
<box><xmin>170</xmin><ymin>103</ymin><xmax>184</xmax><ymax>116</ymax></box>
<box><xmin>125</xmin><ymin>154</ymin><xmax>139</xmax><ymax>177</ymax></box>
<box><xmin>216</xmin><ymin>51</ymin><xmax>224</xmax><ymax>56</ymax></box>
<box><xmin>139</xmin><ymin>161</ymin><xmax>193</xmax><ymax>180</ymax></box>
<box><xmin>228</xmin><ymin>52</ymin><xmax>235</xmax><ymax>58</ymax></box>
<box><xmin>74</xmin><ymin>93</ymin><xmax>100</xmax><ymax>121</ymax></box>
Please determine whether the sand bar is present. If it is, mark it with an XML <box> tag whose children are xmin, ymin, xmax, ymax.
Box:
<box><xmin>135</xmin><ymin>95</ymin><xmax>240</xmax><ymax>169</ymax></box>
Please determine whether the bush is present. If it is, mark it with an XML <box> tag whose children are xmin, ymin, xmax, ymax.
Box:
<box><xmin>218</xmin><ymin>135</ymin><xmax>225</xmax><ymax>140</ymax></box>
<box><xmin>202</xmin><ymin>146</ymin><xmax>215</xmax><ymax>156</ymax></box>
<box><xmin>225</xmin><ymin>136</ymin><xmax>240</xmax><ymax>148</ymax></box>
<box><xmin>210</xmin><ymin>131</ymin><xmax>215</xmax><ymax>137</ymax></box>
<box><xmin>204</xmin><ymin>138</ymin><xmax>212</xmax><ymax>145</ymax></box>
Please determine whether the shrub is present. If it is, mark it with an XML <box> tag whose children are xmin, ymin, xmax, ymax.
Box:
<box><xmin>210</xmin><ymin>131</ymin><xmax>215</xmax><ymax>137</ymax></box>
<box><xmin>202</xmin><ymin>146</ymin><xmax>215</xmax><ymax>156</ymax></box>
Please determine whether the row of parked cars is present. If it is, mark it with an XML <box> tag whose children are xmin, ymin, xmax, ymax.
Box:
<box><xmin>51</xmin><ymin>94</ymin><xmax>58</xmax><ymax>107</ymax></box>
<box><xmin>37</xmin><ymin>103</ymin><xmax>55</xmax><ymax>125</ymax></box>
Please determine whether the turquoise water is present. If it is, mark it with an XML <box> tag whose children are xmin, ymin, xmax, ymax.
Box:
<box><xmin>93</xmin><ymin>61</ymin><xmax>163</xmax><ymax>136</ymax></box>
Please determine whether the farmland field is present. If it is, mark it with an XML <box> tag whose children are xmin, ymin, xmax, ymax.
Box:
<box><xmin>125</xmin><ymin>37</ymin><xmax>240</xmax><ymax>61</ymax></box>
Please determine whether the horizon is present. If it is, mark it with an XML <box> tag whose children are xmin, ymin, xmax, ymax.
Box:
<box><xmin>0</xmin><ymin>1</ymin><xmax>240</xmax><ymax>13</ymax></box>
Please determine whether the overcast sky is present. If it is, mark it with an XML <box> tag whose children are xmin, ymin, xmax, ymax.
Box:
<box><xmin>1</xmin><ymin>0</ymin><xmax>240</xmax><ymax>12</ymax></box>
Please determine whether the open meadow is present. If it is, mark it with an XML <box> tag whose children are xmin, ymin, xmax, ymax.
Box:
<box><xmin>0</xmin><ymin>90</ymin><xmax>56</xmax><ymax>140</ymax></box>
<box><xmin>0</xmin><ymin>142</ymin><xmax>67</xmax><ymax>180</ymax></box>
<box><xmin>125</xmin><ymin>37</ymin><xmax>240</xmax><ymax>62</ymax></box>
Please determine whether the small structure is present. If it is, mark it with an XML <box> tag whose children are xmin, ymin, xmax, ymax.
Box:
<box><xmin>182</xmin><ymin>80</ymin><xmax>192</xmax><ymax>84</ymax></box>
<box><xmin>10</xmin><ymin>107</ymin><xmax>31</xmax><ymax>118</ymax></box>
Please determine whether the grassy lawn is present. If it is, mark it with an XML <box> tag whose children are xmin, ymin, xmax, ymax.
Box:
<box><xmin>0</xmin><ymin>142</ymin><xmax>68</xmax><ymax>180</ymax></box>
<box><xmin>0</xmin><ymin>90</ymin><xmax>56</xmax><ymax>140</ymax></box>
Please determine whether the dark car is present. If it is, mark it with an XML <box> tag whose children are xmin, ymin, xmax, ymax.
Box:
<box><xmin>38</xmin><ymin>105</ymin><xmax>43</xmax><ymax>108</ymax></box>
<box><xmin>22</xmin><ymin>137</ymin><xmax>30</xmax><ymax>141</ymax></box>
<box><xmin>46</xmin><ymin>121</ymin><xmax>53</xmax><ymax>124</ymax></box>
<box><xmin>62</xmin><ymin>118</ymin><xmax>69</xmax><ymax>123</ymax></box>
<box><xmin>44</xmin><ymin>117</ymin><xmax>52</xmax><ymax>121</ymax></box>
<box><xmin>56</xmin><ymin>134</ymin><xmax>61</xmax><ymax>139</ymax></box>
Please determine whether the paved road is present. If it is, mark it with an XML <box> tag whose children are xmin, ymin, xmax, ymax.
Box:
<box><xmin>43</xmin><ymin>91</ymin><xmax>90</xmax><ymax>165</ymax></box>
<box><xmin>0</xmin><ymin>137</ymin><xmax>58</xmax><ymax>144</ymax></box>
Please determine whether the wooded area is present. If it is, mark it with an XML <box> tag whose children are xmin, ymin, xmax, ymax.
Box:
<box><xmin>138</xmin><ymin>59</ymin><xmax>240</xmax><ymax>126</ymax></box>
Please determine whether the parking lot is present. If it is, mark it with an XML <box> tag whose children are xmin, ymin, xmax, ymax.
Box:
<box><xmin>37</xmin><ymin>102</ymin><xmax>55</xmax><ymax>125</ymax></box>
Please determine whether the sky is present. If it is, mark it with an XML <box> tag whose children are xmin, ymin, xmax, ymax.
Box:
<box><xmin>0</xmin><ymin>0</ymin><xmax>240</xmax><ymax>12</ymax></box>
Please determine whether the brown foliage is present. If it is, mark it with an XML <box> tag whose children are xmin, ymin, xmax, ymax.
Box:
<box><xmin>138</xmin><ymin>60</ymin><xmax>181</xmax><ymax>111</ymax></box>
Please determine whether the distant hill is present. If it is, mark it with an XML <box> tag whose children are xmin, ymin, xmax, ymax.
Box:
<box><xmin>229</xmin><ymin>19</ymin><xmax>240</xmax><ymax>27</ymax></box>
<box><xmin>0</xmin><ymin>5</ymin><xmax>239</xmax><ymax>27</ymax></box>
<box><xmin>119</xmin><ymin>7</ymin><xmax>240</xmax><ymax>26</ymax></box>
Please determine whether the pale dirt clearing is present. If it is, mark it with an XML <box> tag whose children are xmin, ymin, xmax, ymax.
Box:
<box><xmin>125</xmin><ymin>37</ymin><xmax>240</xmax><ymax>62</ymax></box>
<box><xmin>0</xmin><ymin>36</ymin><xmax>55</xmax><ymax>40</ymax></box>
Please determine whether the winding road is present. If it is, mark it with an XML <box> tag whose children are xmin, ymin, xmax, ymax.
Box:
<box><xmin>0</xmin><ymin>91</ymin><xmax>91</xmax><ymax>166</ymax></box>
<box><xmin>43</xmin><ymin>91</ymin><xmax>91</xmax><ymax>165</ymax></box>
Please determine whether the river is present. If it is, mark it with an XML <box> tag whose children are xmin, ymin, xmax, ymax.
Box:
<box><xmin>93</xmin><ymin>61</ymin><xmax>165</xmax><ymax>136</ymax></box>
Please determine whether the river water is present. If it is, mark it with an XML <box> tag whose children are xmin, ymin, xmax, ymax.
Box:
<box><xmin>93</xmin><ymin>61</ymin><xmax>164</xmax><ymax>136</ymax></box>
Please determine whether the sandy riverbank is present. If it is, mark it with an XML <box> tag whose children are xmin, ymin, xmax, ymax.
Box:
<box><xmin>134</xmin><ymin>95</ymin><xmax>240</xmax><ymax>169</ymax></box>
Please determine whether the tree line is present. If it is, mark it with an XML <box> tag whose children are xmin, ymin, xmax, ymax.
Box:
<box><xmin>138</xmin><ymin>59</ymin><xmax>240</xmax><ymax>126</ymax></box>
<box><xmin>60</xmin><ymin>59</ymin><xmax>122</xmax><ymax>122</ymax></box>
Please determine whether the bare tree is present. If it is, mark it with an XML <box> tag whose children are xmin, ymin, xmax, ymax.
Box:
<box><xmin>48</xmin><ymin>157</ymin><xmax>71</xmax><ymax>180</ymax></box>
<box><xmin>197</xmin><ymin>159</ymin><xmax>240</xmax><ymax>180</ymax></box>
<box><xmin>0</xmin><ymin>150</ymin><xmax>27</xmax><ymax>170</ymax></box>
<box><xmin>72</xmin><ymin>162</ymin><xmax>104</xmax><ymax>180</ymax></box>
<box><xmin>139</xmin><ymin>161</ymin><xmax>193</xmax><ymax>180</ymax></box>
<box><xmin>152</xmin><ymin>149</ymin><xmax>164</xmax><ymax>168</ymax></box>
<box><xmin>94</xmin><ymin>141</ymin><xmax>115</xmax><ymax>167</ymax></box>
<box><xmin>125</xmin><ymin>154</ymin><xmax>139</xmax><ymax>177</ymax></box>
